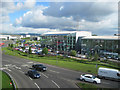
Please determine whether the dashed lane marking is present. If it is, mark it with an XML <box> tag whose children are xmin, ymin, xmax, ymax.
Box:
<box><xmin>29</xmin><ymin>77</ymin><xmax>33</xmax><ymax>80</ymax></box>
<box><xmin>21</xmin><ymin>64</ymin><xmax>30</xmax><ymax>67</ymax></box>
<box><xmin>4</xmin><ymin>64</ymin><xmax>12</xmax><ymax>67</ymax></box>
<box><xmin>6</xmin><ymin>68</ymin><xmax>11</xmax><ymax>72</ymax></box>
<box><xmin>34</xmin><ymin>83</ymin><xmax>40</xmax><ymax>90</ymax></box>
<box><xmin>19</xmin><ymin>70</ymin><xmax>24</xmax><ymax>74</ymax></box>
<box><xmin>41</xmin><ymin>73</ymin><xmax>48</xmax><ymax>78</ymax></box>
<box><xmin>49</xmin><ymin>70</ymin><xmax>59</xmax><ymax>74</ymax></box>
<box><xmin>51</xmin><ymin>80</ymin><xmax>60</xmax><ymax>88</ymax></box>
<box><xmin>27</xmin><ymin>62</ymin><xmax>33</xmax><ymax>64</ymax></box>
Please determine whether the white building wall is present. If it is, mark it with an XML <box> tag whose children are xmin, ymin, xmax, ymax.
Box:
<box><xmin>75</xmin><ymin>31</ymin><xmax>92</xmax><ymax>42</ymax></box>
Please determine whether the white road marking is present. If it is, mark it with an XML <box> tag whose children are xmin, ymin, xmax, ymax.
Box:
<box><xmin>19</xmin><ymin>70</ymin><xmax>24</xmax><ymax>74</ymax></box>
<box><xmin>29</xmin><ymin>77</ymin><xmax>33</xmax><ymax>80</ymax></box>
<box><xmin>6</xmin><ymin>68</ymin><xmax>11</xmax><ymax>71</ymax></box>
<box><xmin>49</xmin><ymin>70</ymin><xmax>59</xmax><ymax>74</ymax></box>
<box><xmin>4</xmin><ymin>64</ymin><xmax>12</xmax><ymax>67</ymax></box>
<box><xmin>51</xmin><ymin>80</ymin><xmax>60</xmax><ymax>88</ymax></box>
<box><xmin>41</xmin><ymin>73</ymin><xmax>48</xmax><ymax>78</ymax></box>
<box><xmin>34</xmin><ymin>83</ymin><xmax>40</xmax><ymax>89</ymax></box>
<box><xmin>27</xmin><ymin>62</ymin><xmax>33</xmax><ymax>64</ymax></box>
<box><xmin>21</xmin><ymin>64</ymin><xmax>30</xmax><ymax>67</ymax></box>
<box><xmin>0</xmin><ymin>67</ymin><xmax>8</xmax><ymax>70</ymax></box>
<box><xmin>15</xmin><ymin>66</ymin><xmax>21</xmax><ymax>70</ymax></box>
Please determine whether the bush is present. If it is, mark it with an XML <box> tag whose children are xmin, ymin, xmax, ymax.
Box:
<box><xmin>42</xmin><ymin>47</ymin><xmax>48</xmax><ymax>55</ymax></box>
<box><xmin>70</xmin><ymin>50</ymin><xmax>76</xmax><ymax>56</ymax></box>
<box><xmin>28</xmin><ymin>46</ymin><xmax>32</xmax><ymax>54</ymax></box>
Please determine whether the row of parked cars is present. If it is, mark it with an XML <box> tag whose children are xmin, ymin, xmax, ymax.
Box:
<box><xmin>26</xmin><ymin>64</ymin><xmax>47</xmax><ymax>79</ymax></box>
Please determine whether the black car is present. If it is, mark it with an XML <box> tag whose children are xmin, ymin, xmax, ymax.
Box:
<box><xmin>27</xmin><ymin>70</ymin><xmax>41</xmax><ymax>78</ymax></box>
<box><xmin>32</xmin><ymin>64</ymin><xmax>47</xmax><ymax>71</ymax></box>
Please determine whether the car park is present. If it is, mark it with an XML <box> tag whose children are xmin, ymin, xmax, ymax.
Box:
<box><xmin>27</xmin><ymin>70</ymin><xmax>41</xmax><ymax>79</ymax></box>
<box><xmin>32</xmin><ymin>64</ymin><xmax>47</xmax><ymax>71</ymax></box>
<box><xmin>80</xmin><ymin>74</ymin><xmax>101</xmax><ymax>84</ymax></box>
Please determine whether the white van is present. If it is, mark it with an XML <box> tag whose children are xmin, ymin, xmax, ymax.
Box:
<box><xmin>98</xmin><ymin>67</ymin><xmax>120</xmax><ymax>81</ymax></box>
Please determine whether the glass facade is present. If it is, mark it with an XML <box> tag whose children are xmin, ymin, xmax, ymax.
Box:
<box><xmin>40</xmin><ymin>34</ymin><xmax>76</xmax><ymax>52</ymax></box>
<box><xmin>81</xmin><ymin>38</ymin><xmax>119</xmax><ymax>57</ymax></box>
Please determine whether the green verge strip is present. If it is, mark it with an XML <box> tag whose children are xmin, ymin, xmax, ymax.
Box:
<box><xmin>0</xmin><ymin>70</ymin><xmax>15</xmax><ymax>89</ymax></box>
<box><xmin>77</xmin><ymin>82</ymin><xmax>99</xmax><ymax>89</ymax></box>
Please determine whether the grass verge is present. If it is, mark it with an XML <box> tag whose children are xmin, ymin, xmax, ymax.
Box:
<box><xmin>0</xmin><ymin>71</ymin><xmax>14</xmax><ymax>89</ymax></box>
<box><xmin>77</xmin><ymin>82</ymin><xmax>99</xmax><ymax>89</ymax></box>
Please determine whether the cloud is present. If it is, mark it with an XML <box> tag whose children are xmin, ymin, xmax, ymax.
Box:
<box><xmin>0</xmin><ymin>0</ymin><xmax>36</xmax><ymax>24</ymax></box>
<box><xmin>0</xmin><ymin>23</ymin><xmax>60</xmax><ymax>34</ymax></box>
<box><xmin>1</xmin><ymin>1</ymin><xmax>118</xmax><ymax>35</ymax></box>
<box><xmin>14</xmin><ymin>7</ymin><xmax>77</xmax><ymax>31</ymax></box>
<box><xmin>44</xmin><ymin>2</ymin><xmax>117</xmax><ymax>22</ymax></box>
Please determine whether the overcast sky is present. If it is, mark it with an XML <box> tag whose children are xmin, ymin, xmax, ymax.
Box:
<box><xmin>0</xmin><ymin>0</ymin><xmax>119</xmax><ymax>35</ymax></box>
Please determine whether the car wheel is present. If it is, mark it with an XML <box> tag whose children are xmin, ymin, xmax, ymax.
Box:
<box><xmin>93</xmin><ymin>81</ymin><xmax>97</xmax><ymax>84</ymax></box>
<box><xmin>82</xmin><ymin>79</ymin><xmax>85</xmax><ymax>82</ymax></box>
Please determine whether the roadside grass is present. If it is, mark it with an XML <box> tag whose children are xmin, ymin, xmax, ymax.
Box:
<box><xmin>77</xmin><ymin>82</ymin><xmax>99</xmax><ymax>89</ymax></box>
<box><xmin>2</xmin><ymin>47</ymin><xmax>120</xmax><ymax>75</ymax></box>
<box><xmin>0</xmin><ymin>71</ymin><xmax>14</xmax><ymax>89</ymax></box>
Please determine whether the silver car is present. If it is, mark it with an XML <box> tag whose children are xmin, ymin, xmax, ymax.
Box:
<box><xmin>80</xmin><ymin>74</ymin><xmax>101</xmax><ymax>84</ymax></box>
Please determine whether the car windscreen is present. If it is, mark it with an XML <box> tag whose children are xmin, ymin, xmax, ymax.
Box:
<box><xmin>32</xmin><ymin>71</ymin><xmax>39</xmax><ymax>74</ymax></box>
<box><xmin>92</xmin><ymin>76</ymin><xmax>96</xmax><ymax>79</ymax></box>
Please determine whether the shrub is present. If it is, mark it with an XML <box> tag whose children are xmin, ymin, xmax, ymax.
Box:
<box><xmin>42</xmin><ymin>47</ymin><xmax>48</xmax><ymax>55</ymax></box>
<box><xmin>70</xmin><ymin>50</ymin><xmax>76</xmax><ymax>56</ymax></box>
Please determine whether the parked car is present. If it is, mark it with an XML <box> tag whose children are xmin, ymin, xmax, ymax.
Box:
<box><xmin>32</xmin><ymin>64</ymin><xmax>47</xmax><ymax>71</ymax></box>
<box><xmin>80</xmin><ymin>74</ymin><xmax>101</xmax><ymax>84</ymax></box>
<box><xmin>27</xmin><ymin>70</ymin><xmax>40</xmax><ymax>79</ymax></box>
<box><xmin>98</xmin><ymin>67</ymin><xmax>120</xmax><ymax>81</ymax></box>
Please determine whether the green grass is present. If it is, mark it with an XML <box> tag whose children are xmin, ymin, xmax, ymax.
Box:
<box><xmin>0</xmin><ymin>71</ymin><xmax>14</xmax><ymax>89</ymax></box>
<box><xmin>2</xmin><ymin>47</ymin><xmax>120</xmax><ymax>75</ymax></box>
<box><xmin>77</xmin><ymin>82</ymin><xmax>99</xmax><ymax>89</ymax></box>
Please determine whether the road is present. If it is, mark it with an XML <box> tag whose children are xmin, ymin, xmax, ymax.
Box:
<box><xmin>1</xmin><ymin>53</ymin><xmax>120</xmax><ymax>89</ymax></box>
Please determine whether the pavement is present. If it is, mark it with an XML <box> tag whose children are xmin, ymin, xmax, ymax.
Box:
<box><xmin>1</xmin><ymin>53</ymin><xmax>120</xmax><ymax>89</ymax></box>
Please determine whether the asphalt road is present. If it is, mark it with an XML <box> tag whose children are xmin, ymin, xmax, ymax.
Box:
<box><xmin>1</xmin><ymin>53</ymin><xmax>120</xmax><ymax>89</ymax></box>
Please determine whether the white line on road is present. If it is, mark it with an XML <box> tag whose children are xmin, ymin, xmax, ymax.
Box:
<box><xmin>27</xmin><ymin>62</ymin><xmax>33</xmax><ymax>64</ymax></box>
<box><xmin>21</xmin><ymin>64</ymin><xmax>30</xmax><ymax>67</ymax></box>
<box><xmin>51</xmin><ymin>80</ymin><xmax>60</xmax><ymax>88</ymax></box>
<box><xmin>19</xmin><ymin>70</ymin><xmax>24</xmax><ymax>74</ymax></box>
<box><xmin>6</xmin><ymin>68</ymin><xmax>11</xmax><ymax>71</ymax></box>
<box><xmin>29</xmin><ymin>77</ymin><xmax>33</xmax><ymax>81</ymax></box>
<box><xmin>34</xmin><ymin>83</ymin><xmax>40</xmax><ymax>90</ymax></box>
<box><xmin>4</xmin><ymin>64</ymin><xmax>12</xmax><ymax>67</ymax></box>
<box><xmin>41</xmin><ymin>73</ymin><xmax>48</xmax><ymax>78</ymax></box>
<box><xmin>49</xmin><ymin>70</ymin><xmax>59</xmax><ymax>74</ymax></box>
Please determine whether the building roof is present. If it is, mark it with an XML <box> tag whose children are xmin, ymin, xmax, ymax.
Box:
<box><xmin>42</xmin><ymin>31</ymin><xmax>91</xmax><ymax>36</ymax></box>
<box><xmin>82</xmin><ymin>36</ymin><xmax>118</xmax><ymax>40</ymax></box>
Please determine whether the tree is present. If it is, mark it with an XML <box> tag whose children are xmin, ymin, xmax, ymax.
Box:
<box><xmin>22</xmin><ymin>46</ymin><xmax>25</xmax><ymax>51</ymax></box>
<box><xmin>42</xmin><ymin>47</ymin><xmax>48</xmax><ymax>55</ymax></box>
<box><xmin>28</xmin><ymin>46</ymin><xmax>32</xmax><ymax>54</ymax></box>
<box><xmin>70</xmin><ymin>50</ymin><xmax>76</xmax><ymax>56</ymax></box>
<box><xmin>8</xmin><ymin>44</ymin><xmax>11</xmax><ymax>47</ymax></box>
<box><xmin>10</xmin><ymin>44</ymin><xmax>13</xmax><ymax>48</ymax></box>
<box><xmin>93</xmin><ymin>52</ymin><xmax>99</xmax><ymax>61</ymax></box>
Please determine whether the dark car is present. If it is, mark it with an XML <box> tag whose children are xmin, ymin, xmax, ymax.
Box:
<box><xmin>27</xmin><ymin>70</ymin><xmax>41</xmax><ymax>78</ymax></box>
<box><xmin>32</xmin><ymin>64</ymin><xmax>47</xmax><ymax>71</ymax></box>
